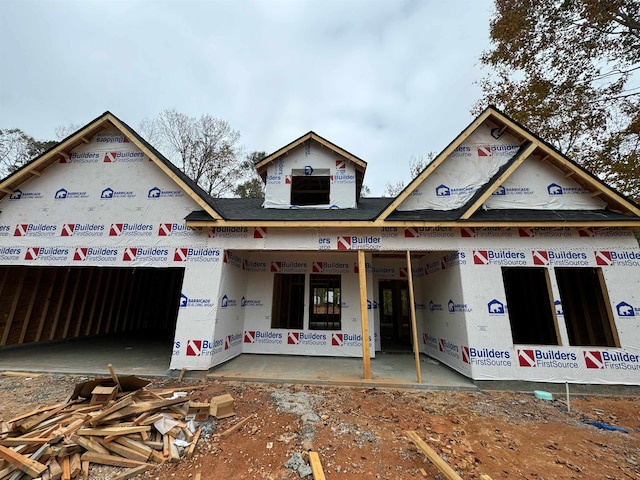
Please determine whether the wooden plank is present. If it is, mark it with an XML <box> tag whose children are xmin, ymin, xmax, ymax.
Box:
<box><xmin>100</xmin><ymin>397</ymin><xmax>189</xmax><ymax>423</ymax></box>
<box><xmin>113</xmin><ymin>436</ymin><xmax>153</xmax><ymax>459</ymax></box>
<box><xmin>107</xmin><ymin>364</ymin><xmax>122</xmax><ymax>392</ymax></box>
<box><xmin>1</xmin><ymin>437</ymin><xmax>60</xmax><ymax>447</ymax></box>
<box><xmin>185</xmin><ymin>426</ymin><xmax>201</xmax><ymax>459</ymax></box>
<box><xmin>48</xmin><ymin>458</ymin><xmax>63</xmax><ymax>480</ymax></box>
<box><xmin>406</xmin><ymin>251</ymin><xmax>421</xmax><ymax>383</ymax></box>
<box><xmin>99</xmin><ymin>439</ymin><xmax>151</xmax><ymax>463</ymax></box>
<box><xmin>61</xmin><ymin>270</ymin><xmax>81</xmax><ymax>339</ymax></box>
<box><xmin>15</xmin><ymin>402</ymin><xmax>73</xmax><ymax>433</ymax></box>
<box><xmin>69</xmin><ymin>435</ymin><xmax>110</xmax><ymax>455</ymax></box>
<box><xmin>79</xmin><ymin>452</ymin><xmax>149</xmax><ymax>469</ymax></box>
<box><xmin>167</xmin><ymin>435</ymin><xmax>180</xmax><ymax>462</ymax></box>
<box><xmin>405</xmin><ymin>431</ymin><xmax>462</xmax><ymax>480</ymax></box>
<box><xmin>1</xmin><ymin>268</ymin><xmax>26</xmax><ymax>346</ymax></box>
<box><xmin>74</xmin><ymin>269</ymin><xmax>93</xmax><ymax>338</ymax></box>
<box><xmin>34</xmin><ymin>270</ymin><xmax>56</xmax><ymax>342</ymax></box>
<box><xmin>217</xmin><ymin>415</ymin><xmax>254</xmax><ymax>440</ymax></box>
<box><xmin>7</xmin><ymin>403</ymin><xmax>65</xmax><ymax>425</ymax></box>
<box><xmin>18</xmin><ymin>269</ymin><xmax>42</xmax><ymax>345</ymax></box>
<box><xmin>308</xmin><ymin>451</ymin><xmax>326</xmax><ymax>480</ymax></box>
<box><xmin>69</xmin><ymin>453</ymin><xmax>81</xmax><ymax>478</ymax></box>
<box><xmin>0</xmin><ymin>444</ymin><xmax>48</xmax><ymax>478</ymax></box>
<box><xmin>87</xmin><ymin>392</ymin><xmax>135</xmax><ymax>426</ymax></box>
<box><xmin>110</xmin><ymin>464</ymin><xmax>153</xmax><ymax>480</ymax></box>
<box><xmin>76</xmin><ymin>426</ymin><xmax>150</xmax><ymax>436</ymax></box>
<box><xmin>357</xmin><ymin>249</ymin><xmax>371</xmax><ymax>380</ymax></box>
<box><xmin>81</xmin><ymin>460</ymin><xmax>89</xmax><ymax>479</ymax></box>
<box><xmin>48</xmin><ymin>268</ymin><xmax>70</xmax><ymax>340</ymax></box>
<box><xmin>61</xmin><ymin>455</ymin><xmax>70</xmax><ymax>480</ymax></box>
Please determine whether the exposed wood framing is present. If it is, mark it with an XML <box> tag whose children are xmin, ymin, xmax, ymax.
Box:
<box><xmin>406</xmin><ymin>251</ymin><xmax>421</xmax><ymax>384</ymax></box>
<box><xmin>74</xmin><ymin>269</ymin><xmax>94</xmax><ymax>337</ymax></box>
<box><xmin>18</xmin><ymin>268</ymin><xmax>42</xmax><ymax>344</ymax></box>
<box><xmin>357</xmin><ymin>250</ymin><xmax>371</xmax><ymax>380</ymax></box>
<box><xmin>61</xmin><ymin>270</ymin><xmax>82</xmax><ymax>338</ymax></box>
<box><xmin>49</xmin><ymin>268</ymin><xmax>71</xmax><ymax>340</ymax></box>
<box><xmin>597</xmin><ymin>268</ymin><xmax>621</xmax><ymax>348</ymax></box>
<box><xmin>35</xmin><ymin>271</ymin><xmax>56</xmax><ymax>342</ymax></box>
<box><xmin>85</xmin><ymin>268</ymin><xmax>104</xmax><ymax>336</ymax></box>
<box><xmin>544</xmin><ymin>268</ymin><xmax>563</xmax><ymax>347</ymax></box>
<box><xmin>0</xmin><ymin>268</ymin><xmax>26</xmax><ymax>346</ymax></box>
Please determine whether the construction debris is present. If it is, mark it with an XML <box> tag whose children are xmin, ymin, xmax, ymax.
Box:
<box><xmin>0</xmin><ymin>370</ymin><xmax>228</xmax><ymax>480</ymax></box>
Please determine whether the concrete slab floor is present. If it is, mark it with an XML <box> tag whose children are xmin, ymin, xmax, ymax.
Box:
<box><xmin>0</xmin><ymin>336</ymin><xmax>477</xmax><ymax>391</ymax></box>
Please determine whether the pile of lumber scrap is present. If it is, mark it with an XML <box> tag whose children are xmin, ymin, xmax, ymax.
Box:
<box><xmin>0</xmin><ymin>375</ymin><xmax>215</xmax><ymax>480</ymax></box>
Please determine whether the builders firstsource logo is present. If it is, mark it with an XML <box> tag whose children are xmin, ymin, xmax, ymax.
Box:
<box><xmin>517</xmin><ymin>349</ymin><xmax>579</xmax><ymax>369</ymax></box>
<box><xmin>185</xmin><ymin>339</ymin><xmax>223</xmax><ymax>356</ymax></box>
<box><xmin>331</xmin><ymin>333</ymin><xmax>369</xmax><ymax>347</ymax></box>
<box><xmin>594</xmin><ymin>250</ymin><xmax>640</xmax><ymax>267</ymax></box>
<box><xmin>287</xmin><ymin>332</ymin><xmax>326</xmax><ymax>346</ymax></box>
<box><xmin>473</xmin><ymin>249</ymin><xmax>525</xmax><ymax>266</ymax></box>
<box><xmin>532</xmin><ymin>250</ymin><xmax>588</xmax><ymax>266</ymax></box>
<box><xmin>336</xmin><ymin>235</ymin><xmax>381</xmax><ymax>250</ymax></box>
<box><xmin>243</xmin><ymin>330</ymin><xmax>283</xmax><ymax>345</ymax></box>
<box><xmin>462</xmin><ymin>346</ymin><xmax>512</xmax><ymax>367</ymax></box>
<box><xmin>438</xmin><ymin>338</ymin><xmax>459</xmax><ymax>359</ymax></box>
<box><xmin>73</xmin><ymin>247</ymin><xmax>118</xmax><ymax>262</ymax></box>
<box><xmin>584</xmin><ymin>351</ymin><xmax>640</xmax><ymax>371</ymax></box>
<box><xmin>173</xmin><ymin>247</ymin><xmax>220</xmax><ymax>262</ymax></box>
<box><xmin>14</xmin><ymin>224</ymin><xmax>57</xmax><ymax>237</ymax></box>
<box><xmin>60</xmin><ymin>223</ymin><xmax>105</xmax><ymax>237</ymax></box>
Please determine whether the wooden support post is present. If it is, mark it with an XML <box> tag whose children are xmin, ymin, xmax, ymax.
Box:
<box><xmin>357</xmin><ymin>249</ymin><xmax>371</xmax><ymax>380</ymax></box>
<box><xmin>405</xmin><ymin>431</ymin><xmax>462</xmax><ymax>480</ymax></box>
<box><xmin>406</xmin><ymin>251</ymin><xmax>422</xmax><ymax>384</ymax></box>
<box><xmin>108</xmin><ymin>364</ymin><xmax>122</xmax><ymax>392</ymax></box>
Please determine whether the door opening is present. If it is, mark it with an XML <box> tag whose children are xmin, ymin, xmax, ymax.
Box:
<box><xmin>378</xmin><ymin>279</ymin><xmax>412</xmax><ymax>351</ymax></box>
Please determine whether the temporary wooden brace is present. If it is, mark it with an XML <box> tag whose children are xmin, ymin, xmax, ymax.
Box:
<box><xmin>218</xmin><ymin>415</ymin><xmax>254</xmax><ymax>439</ymax></box>
<box><xmin>61</xmin><ymin>269</ymin><xmax>82</xmax><ymax>339</ymax></box>
<box><xmin>406</xmin><ymin>251</ymin><xmax>422</xmax><ymax>383</ymax></box>
<box><xmin>18</xmin><ymin>268</ymin><xmax>42</xmax><ymax>344</ymax></box>
<box><xmin>357</xmin><ymin>249</ymin><xmax>371</xmax><ymax>380</ymax></box>
<box><xmin>48</xmin><ymin>268</ymin><xmax>70</xmax><ymax>340</ymax></box>
<box><xmin>405</xmin><ymin>431</ymin><xmax>462</xmax><ymax>480</ymax></box>
<box><xmin>74</xmin><ymin>269</ymin><xmax>94</xmax><ymax>337</ymax></box>
<box><xmin>308</xmin><ymin>451</ymin><xmax>327</xmax><ymax>480</ymax></box>
<box><xmin>84</xmin><ymin>268</ymin><xmax>104</xmax><ymax>336</ymax></box>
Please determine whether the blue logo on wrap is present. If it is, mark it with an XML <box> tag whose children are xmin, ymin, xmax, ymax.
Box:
<box><xmin>55</xmin><ymin>188</ymin><xmax>68</xmax><ymax>199</ymax></box>
<box><xmin>492</xmin><ymin>186</ymin><xmax>506</xmax><ymax>196</ymax></box>
<box><xmin>304</xmin><ymin>165</ymin><xmax>313</xmax><ymax>175</ymax></box>
<box><xmin>488</xmin><ymin>299</ymin><xmax>504</xmax><ymax>314</ymax></box>
<box><xmin>180</xmin><ymin>294</ymin><xmax>188</xmax><ymax>307</ymax></box>
<box><xmin>436</xmin><ymin>184</ymin><xmax>451</xmax><ymax>197</ymax></box>
<box><xmin>547</xmin><ymin>183</ymin><xmax>563</xmax><ymax>195</ymax></box>
<box><xmin>148</xmin><ymin>187</ymin><xmax>161</xmax><ymax>198</ymax></box>
<box><xmin>101</xmin><ymin>188</ymin><xmax>114</xmax><ymax>199</ymax></box>
<box><xmin>554</xmin><ymin>300</ymin><xmax>563</xmax><ymax>315</ymax></box>
<box><xmin>616</xmin><ymin>301</ymin><xmax>635</xmax><ymax>317</ymax></box>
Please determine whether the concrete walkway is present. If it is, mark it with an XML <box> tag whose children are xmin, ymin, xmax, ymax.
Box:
<box><xmin>0</xmin><ymin>336</ymin><xmax>477</xmax><ymax>390</ymax></box>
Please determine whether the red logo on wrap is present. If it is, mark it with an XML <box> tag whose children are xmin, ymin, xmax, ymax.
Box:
<box><xmin>288</xmin><ymin>332</ymin><xmax>300</xmax><ymax>345</ymax></box>
<box><xmin>254</xmin><ymin>227</ymin><xmax>267</xmax><ymax>239</ymax></box>
<box><xmin>61</xmin><ymin>224</ymin><xmax>75</xmax><ymax>236</ymax></box>
<box><xmin>186</xmin><ymin>340</ymin><xmax>202</xmax><ymax>356</ymax></box>
<box><xmin>337</xmin><ymin>236</ymin><xmax>351</xmax><ymax>250</ymax></box>
<box><xmin>223</xmin><ymin>251</ymin><xmax>229</xmax><ymax>263</ymax></box>
<box><xmin>331</xmin><ymin>333</ymin><xmax>343</xmax><ymax>346</ymax></box>
<box><xmin>477</xmin><ymin>145</ymin><xmax>492</xmax><ymax>157</ymax></box>
<box><xmin>473</xmin><ymin>250</ymin><xmax>489</xmax><ymax>265</ymax></box>
<box><xmin>584</xmin><ymin>351</ymin><xmax>604</xmax><ymax>369</ymax></box>
<box><xmin>24</xmin><ymin>247</ymin><xmax>39</xmax><ymax>260</ymax></box>
<box><xmin>123</xmin><ymin>248</ymin><xmax>137</xmax><ymax>261</ymax></box>
<box><xmin>14</xmin><ymin>224</ymin><xmax>28</xmax><ymax>236</ymax></box>
<box><xmin>578</xmin><ymin>228</ymin><xmax>595</xmax><ymax>237</ymax></box>
<box><xmin>225</xmin><ymin>336</ymin><xmax>231</xmax><ymax>350</ymax></box>
<box><xmin>594</xmin><ymin>251</ymin><xmax>612</xmax><ymax>266</ymax></box>
<box><xmin>158</xmin><ymin>223</ymin><xmax>172</xmax><ymax>236</ymax></box>
<box><xmin>312</xmin><ymin>262</ymin><xmax>323</xmax><ymax>273</ymax></box>
<box><xmin>422</xmin><ymin>333</ymin><xmax>427</xmax><ymax>344</ymax></box>
<box><xmin>518</xmin><ymin>349</ymin><xmax>536</xmax><ymax>367</ymax></box>
<box><xmin>174</xmin><ymin>248</ymin><xmax>188</xmax><ymax>262</ymax></box>
<box><xmin>103</xmin><ymin>152</ymin><xmax>117</xmax><ymax>163</ymax></box>
<box><xmin>404</xmin><ymin>227</ymin><xmax>419</xmax><ymax>238</ymax></box>
<box><xmin>336</xmin><ymin>159</ymin><xmax>346</xmax><ymax>170</ymax></box>
<box><xmin>518</xmin><ymin>227</ymin><xmax>535</xmax><ymax>237</ymax></box>
<box><xmin>460</xmin><ymin>227</ymin><xmax>476</xmax><ymax>238</ymax></box>
<box><xmin>285</xmin><ymin>175</ymin><xmax>291</xmax><ymax>184</ymax></box>
<box><xmin>353</xmin><ymin>262</ymin><xmax>359</xmax><ymax>273</ymax></box>
<box><xmin>532</xmin><ymin>250</ymin><xmax>549</xmax><ymax>265</ymax></box>
<box><xmin>244</xmin><ymin>331</ymin><xmax>256</xmax><ymax>343</ymax></box>
<box><xmin>399</xmin><ymin>267</ymin><xmax>407</xmax><ymax>278</ymax></box>
<box><xmin>462</xmin><ymin>346</ymin><xmax>470</xmax><ymax>364</ymax></box>
<box><xmin>73</xmin><ymin>248</ymin><xmax>88</xmax><ymax>261</ymax></box>
<box><xmin>438</xmin><ymin>338</ymin><xmax>445</xmax><ymax>352</ymax></box>
<box><xmin>110</xmin><ymin>224</ymin><xmax>123</xmax><ymax>236</ymax></box>
<box><xmin>271</xmin><ymin>261</ymin><xmax>281</xmax><ymax>272</ymax></box>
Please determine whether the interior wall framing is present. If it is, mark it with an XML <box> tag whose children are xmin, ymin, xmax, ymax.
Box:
<box><xmin>0</xmin><ymin>266</ymin><xmax>185</xmax><ymax>347</ymax></box>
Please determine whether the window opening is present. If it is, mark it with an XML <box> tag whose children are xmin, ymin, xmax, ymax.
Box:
<box><xmin>502</xmin><ymin>267</ymin><xmax>559</xmax><ymax>345</ymax></box>
<box><xmin>309</xmin><ymin>274</ymin><xmax>341</xmax><ymax>330</ymax></box>
<box><xmin>555</xmin><ymin>267</ymin><xmax>619</xmax><ymax>347</ymax></box>
<box><xmin>290</xmin><ymin>176</ymin><xmax>330</xmax><ymax>206</ymax></box>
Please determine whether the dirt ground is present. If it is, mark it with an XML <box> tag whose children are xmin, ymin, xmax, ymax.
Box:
<box><xmin>1</xmin><ymin>372</ymin><xmax>639</xmax><ymax>480</ymax></box>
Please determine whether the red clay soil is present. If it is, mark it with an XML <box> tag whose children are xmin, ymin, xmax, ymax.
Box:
<box><xmin>1</xmin><ymin>373</ymin><xmax>639</xmax><ymax>480</ymax></box>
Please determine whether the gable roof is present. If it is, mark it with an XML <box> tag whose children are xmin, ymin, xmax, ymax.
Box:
<box><xmin>0</xmin><ymin>112</ymin><xmax>224</xmax><ymax>220</ymax></box>
<box><xmin>376</xmin><ymin>106</ymin><xmax>640</xmax><ymax>222</ymax></box>
<box><xmin>255</xmin><ymin>131</ymin><xmax>368</xmax><ymax>201</ymax></box>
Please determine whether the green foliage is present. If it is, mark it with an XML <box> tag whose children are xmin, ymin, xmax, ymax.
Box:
<box><xmin>476</xmin><ymin>0</ymin><xmax>640</xmax><ymax>199</ymax></box>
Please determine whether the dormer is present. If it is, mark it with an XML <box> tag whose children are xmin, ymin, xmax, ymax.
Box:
<box><xmin>255</xmin><ymin>132</ymin><xmax>367</xmax><ymax>209</ymax></box>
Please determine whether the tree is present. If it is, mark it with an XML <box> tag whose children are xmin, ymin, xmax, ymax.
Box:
<box><xmin>233</xmin><ymin>151</ymin><xmax>266</xmax><ymax>198</ymax></box>
<box><xmin>140</xmin><ymin>109</ymin><xmax>244</xmax><ymax>197</ymax></box>
<box><xmin>382</xmin><ymin>153</ymin><xmax>435</xmax><ymax>197</ymax></box>
<box><xmin>0</xmin><ymin>128</ymin><xmax>56</xmax><ymax>178</ymax></box>
<box><xmin>475</xmin><ymin>0</ymin><xmax>640</xmax><ymax>198</ymax></box>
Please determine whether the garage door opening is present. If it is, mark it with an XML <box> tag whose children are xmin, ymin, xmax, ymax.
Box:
<box><xmin>0</xmin><ymin>266</ymin><xmax>185</xmax><ymax>347</ymax></box>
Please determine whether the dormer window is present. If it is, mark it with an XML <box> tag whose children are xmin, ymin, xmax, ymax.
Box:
<box><xmin>290</xmin><ymin>168</ymin><xmax>330</xmax><ymax>206</ymax></box>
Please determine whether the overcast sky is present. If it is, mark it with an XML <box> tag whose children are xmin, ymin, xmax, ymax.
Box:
<box><xmin>1</xmin><ymin>0</ymin><xmax>495</xmax><ymax>196</ymax></box>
